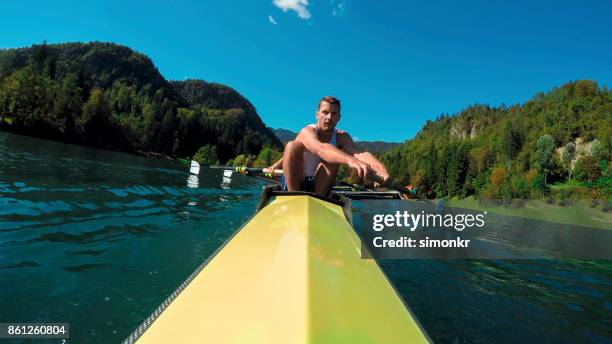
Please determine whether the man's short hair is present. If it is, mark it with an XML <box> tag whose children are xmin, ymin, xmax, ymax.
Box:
<box><xmin>318</xmin><ymin>96</ymin><xmax>341</xmax><ymax>111</ymax></box>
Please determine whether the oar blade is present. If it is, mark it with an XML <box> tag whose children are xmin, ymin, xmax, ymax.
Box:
<box><xmin>189</xmin><ymin>160</ymin><xmax>201</xmax><ymax>175</ymax></box>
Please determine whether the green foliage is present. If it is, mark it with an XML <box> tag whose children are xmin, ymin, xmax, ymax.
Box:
<box><xmin>589</xmin><ymin>138</ymin><xmax>601</xmax><ymax>158</ymax></box>
<box><xmin>80</xmin><ymin>88</ymin><xmax>109</xmax><ymax>126</ymax></box>
<box><xmin>582</xmin><ymin>176</ymin><xmax>611</xmax><ymax>194</ymax></box>
<box><xmin>230</xmin><ymin>154</ymin><xmax>256</xmax><ymax>167</ymax></box>
<box><xmin>0</xmin><ymin>42</ymin><xmax>282</xmax><ymax>160</ymax></box>
<box><xmin>381</xmin><ymin>80</ymin><xmax>611</xmax><ymax>200</ymax></box>
<box><xmin>252</xmin><ymin>144</ymin><xmax>282</xmax><ymax>168</ymax></box>
<box><xmin>529</xmin><ymin>171</ymin><xmax>547</xmax><ymax>198</ymax></box>
<box><xmin>573</xmin><ymin>155</ymin><xmax>601</xmax><ymax>182</ymax></box>
<box><xmin>535</xmin><ymin>134</ymin><xmax>555</xmax><ymax>182</ymax></box>
<box><xmin>561</xmin><ymin>142</ymin><xmax>576</xmax><ymax>179</ymax></box>
<box><xmin>193</xmin><ymin>144</ymin><xmax>219</xmax><ymax>165</ymax></box>
<box><xmin>489</xmin><ymin>167</ymin><xmax>509</xmax><ymax>198</ymax></box>
<box><xmin>499</xmin><ymin>120</ymin><xmax>523</xmax><ymax>160</ymax></box>
<box><xmin>231</xmin><ymin>154</ymin><xmax>246</xmax><ymax>166</ymax></box>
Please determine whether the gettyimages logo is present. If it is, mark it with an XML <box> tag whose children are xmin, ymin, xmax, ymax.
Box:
<box><xmin>359</xmin><ymin>200</ymin><xmax>612</xmax><ymax>260</ymax></box>
<box><xmin>372</xmin><ymin>210</ymin><xmax>486</xmax><ymax>232</ymax></box>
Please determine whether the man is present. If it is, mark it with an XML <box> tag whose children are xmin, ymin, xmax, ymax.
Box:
<box><xmin>267</xmin><ymin>96</ymin><xmax>390</xmax><ymax>197</ymax></box>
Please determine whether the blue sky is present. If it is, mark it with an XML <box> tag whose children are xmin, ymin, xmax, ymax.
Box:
<box><xmin>1</xmin><ymin>0</ymin><xmax>611</xmax><ymax>142</ymax></box>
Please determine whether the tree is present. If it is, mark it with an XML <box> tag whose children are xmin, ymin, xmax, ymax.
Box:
<box><xmin>80</xmin><ymin>88</ymin><xmax>109</xmax><ymax>126</ymax></box>
<box><xmin>52</xmin><ymin>73</ymin><xmax>82</xmax><ymax>134</ymax></box>
<box><xmin>446</xmin><ymin>143</ymin><xmax>469</xmax><ymax>197</ymax></box>
<box><xmin>193</xmin><ymin>144</ymin><xmax>219</xmax><ymax>165</ymax></box>
<box><xmin>30</xmin><ymin>41</ymin><xmax>49</xmax><ymax>74</ymax></box>
<box><xmin>535</xmin><ymin>135</ymin><xmax>555</xmax><ymax>183</ymax></box>
<box><xmin>499</xmin><ymin>120</ymin><xmax>523</xmax><ymax>161</ymax></box>
<box><xmin>561</xmin><ymin>142</ymin><xmax>576</xmax><ymax>180</ymax></box>
<box><xmin>600</xmin><ymin>159</ymin><xmax>609</xmax><ymax>178</ymax></box>
<box><xmin>435</xmin><ymin>144</ymin><xmax>454</xmax><ymax>196</ymax></box>
<box><xmin>490</xmin><ymin>166</ymin><xmax>509</xmax><ymax>198</ymax></box>
<box><xmin>232</xmin><ymin>154</ymin><xmax>247</xmax><ymax>166</ymax></box>
<box><xmin>574</xmin><ymin>80</ymin><xmax>598</xmax><ymax>98</ymax></box>
<box><xmin>573</xmin><ymin>155</ymin><xmax>601</xmax><ymax>182</ymax></box>
<box><xmin>253</xmin><ymin>144</ymin><xmax>282</xmax><ymax>168</ymax></box>
<box><xmin>2</xmin><ymin>67</ymin><xmax>46</xmax><ymax>122</ymax></box>
<box><xmin>0</xmin><ymin>42</ymin><xmax>282</xmax><ymax>159</ymax></box>
<box><xmin>422</xmin><ymin>143</ymin><xmax>438</xmax><ymax>197</ymax></box>
<box><xmin>78</xmin><ymin>88</ymin><xmax>113</xmax><ymax>146</ymax></box>
<box><xmin>589</xmin><ymin>139</ymin><xmax>601</xmax><ymax>158</ymax></box>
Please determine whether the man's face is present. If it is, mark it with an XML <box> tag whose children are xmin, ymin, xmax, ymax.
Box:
<box><xmin>316</xmin><ymin>101</ymin><xmax>341</xmax><ymax>132</ymax></box>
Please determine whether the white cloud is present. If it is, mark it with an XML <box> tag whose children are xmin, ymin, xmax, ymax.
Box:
<box><xmin>268</xmin><ymin>15</ymin><xmax>278</xmax><ymax>25</ymax></box>
<box><xmin>273</xmin><ymin>0</ymin><xmax>311</xmax><ymax>20</ymax></box>
<box><xmin>331</xmin><ymin>0</ymin><xmax>346</xmax><ymax>16</ymax></box>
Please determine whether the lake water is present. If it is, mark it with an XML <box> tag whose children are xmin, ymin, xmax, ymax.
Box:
<box><xmin>1</xmin><ymin>131</ymin><xmax>611</xmax><ymax>343</ymax></box>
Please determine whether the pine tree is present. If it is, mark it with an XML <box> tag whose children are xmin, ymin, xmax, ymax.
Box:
<box><xmin>561</xmin><ymin>142</ymin><xmax>576</xmax><ymax>180</ymax></box>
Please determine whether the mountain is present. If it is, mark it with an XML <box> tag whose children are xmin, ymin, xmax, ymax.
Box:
<box><xmin>381</xmin><ymin>80</ymin><xmax>611</xmax><ymax>199</ymax></box>
<box><xmin>272</xmin><ymin>128</ymin><xmax>400</xmax><ymax>154</ymax></box>
<box><xmin>272</xmin><ymin>128</ymin><xmax>297</xmax><ymax>143</ymax></box>
<box><xmin>354</xmin><ymin>141</ymin><xmax>400</xmax><ymax>155</ymax></box>
<box><xmin>0</xmin><ymin>42</ymin><xmax>282</xmax><ymax>161</ymax></box>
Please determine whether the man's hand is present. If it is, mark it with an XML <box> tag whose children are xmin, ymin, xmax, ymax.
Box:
<box><xmin>347</xmin><ymin>158</ymin><xmax>372</xmax><ymax>180</ymax></box>
<box><xmin>369</xmin><ymin>171</ymin><xmax>390</xmax><ymax>188</ymax></box>
<box><xmin>264</xmin><ymin>157</ymin><xmax>283</xmax><ymax>176</ymax></box>
<box><xmin>379</xmin><ymin>171</ymin><xmax>390</xmax><ymax>185</ymax></box>
<box><xmin>262</xmin><ymin>167</ymin><xmax>275</xmax><ymax>175</ymax></box>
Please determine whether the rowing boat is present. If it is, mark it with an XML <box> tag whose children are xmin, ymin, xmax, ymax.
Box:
<box><xmin>124</xmin><ymin>185</ymin><xmax>430</xmax><ymax>343</ymax></box>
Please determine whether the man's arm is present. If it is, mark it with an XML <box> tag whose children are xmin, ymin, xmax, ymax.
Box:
<box><xmin>264</xmin><ymin>157</ymin><xmax>283</xmax><ymax>175</ymax></box>
<box><xmin>267</xmin><ymin>157</ymin><xmax>283</xmax><ymax>170</ymax></box>
<box><xmin>337</xmin><ymin>132</ymin><xmax>390</xmax><ymax>184</ymax></box>
<box><xmin>296</xmin><ymin>127</ymin><xmax>372</xmax><ymax>179</ymax></box>
<box><xmin>355</xmin><ymin>151</ymin><xmax>390</xmax><ymax>184</ymax></box>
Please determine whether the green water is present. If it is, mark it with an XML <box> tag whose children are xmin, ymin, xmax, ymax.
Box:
<box><xmin>1</xmin><ymin>131</ymin><xmax>611</xmax><ymax>343</ymax></box>
<box><xmin>0</xmin><ymin>131</ymin><xmax>264</xmax><ymax>343</ymax></box>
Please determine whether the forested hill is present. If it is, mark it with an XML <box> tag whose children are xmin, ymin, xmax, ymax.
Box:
<box><xmin>382</xmin><ymin>80</ymin><xmax>611</xmax><ymax>200</ymax></box>
<box><xmin>0</xmin><ymin>42</ymin><xmax>282</xmax><ymax>162</ymax></box>
<box><xmin>355</xmin><ymin>141</ymin><xmax>401</xmax><ymax>155</ymax></box>
<box><xmin>272</xmin><ymin>128</ymin><xmax>297</xmax><ymax>143</ymax></box>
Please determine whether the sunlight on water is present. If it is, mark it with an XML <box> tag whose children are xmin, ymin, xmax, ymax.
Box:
<box><xmin>0</xmin><ymin>132</ymin><xmax>264</xmax><ymax>343</ymax></box>
<box><xmin>1</xmin><ymin>131</ymin><xmax>611</xmax><ymax>343</ymax></box>
<box><xmin>352</xmin><ymin>201</ymin><xmax>612</xmax><ymax>343</ymax></box>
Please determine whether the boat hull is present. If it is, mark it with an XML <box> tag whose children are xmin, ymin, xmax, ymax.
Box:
<box><xmin>128</xmin><ymin>195</ymin><xmax>429</xmax><ymax>343</ymax></box>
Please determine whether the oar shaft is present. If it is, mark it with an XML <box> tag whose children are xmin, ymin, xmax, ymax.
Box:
<box><xmin>264</xmin><ymin>168</ymin><xmax>285</xmax><ymax>175</ymax></box>
<box><xmin>209</xmin><ymin>165</ymin><xmax>284</xmax><ymax>175</ymax></box>
<box><xmin>366</xmin><ymin>174</ymin><xmax>433</xmax><ymax>203</ymax></box>
<box><xmin>204</xmin><ymin>162</ymin><xmax>430</xmax><ymax>202</ymax></box>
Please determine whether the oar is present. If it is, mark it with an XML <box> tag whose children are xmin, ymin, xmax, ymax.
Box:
<box><xmin>189</xmin><ymin>160</ymin><xmax>283</xmax><ymax>176</ymax></box>
<box><xmin>337</xmin><ymin>180</ymin><xmax>370</xmax><ymax>192</ymax></box>
<box><xmin>210</xmin><ymin>165</ymin><xmax>284</xmax><ymax>175</ymax></box>
<box><xmin>386</xmin><ymin>182</ymin><xmax>436</xmax><ymax>204</ymax></box>
<box><xmin>364</xmin><ymin>174</ymin><xmax>435</xmax><ymax>203</ymax></box>
<box><xmin>191</xmin><ymin>160</ymin><xmax>435</xmax><ymax>203</ymax></box>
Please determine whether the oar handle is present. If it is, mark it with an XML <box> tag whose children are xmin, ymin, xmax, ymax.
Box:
<box><xmin>262</xmin><ymin>168</ymin><xmax>284</xmax><ymax>175</ymax></box>
<box><xmin>209</xmin><ymin>165</ymin><xmax>284</xmax><ymax>175</ymax></box>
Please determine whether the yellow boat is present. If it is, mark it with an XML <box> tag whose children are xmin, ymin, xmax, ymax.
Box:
<box><xmin>124</xmin><ymin>186</ymin><xmax>430</xmax><ymax>343</ymax></box>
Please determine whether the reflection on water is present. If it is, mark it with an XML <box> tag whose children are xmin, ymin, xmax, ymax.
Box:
<box><xmin>0</xmin><ymin>131</ymin><xmax>264</xmax><ymax>343</ymax></box>
<box><xmin>1</xmin><ymin>131</ymin><xmax>611</xmax><ymax>344</ymax></box>
<box><xmin>186</xmin><ymin>174</ymin><xmax>199</xmax><ymax>188</ymax></box>
<box><xmin>353</xmin><ymin>201</ymin><xmax>612</xmax><ymax>343</ymax></box>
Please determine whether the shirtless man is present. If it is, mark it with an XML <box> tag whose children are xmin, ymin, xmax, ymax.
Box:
<box><xmin>267</xmin><ymin>96</ymin><xmax>390</xmax><ymax>197</ymax></box>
